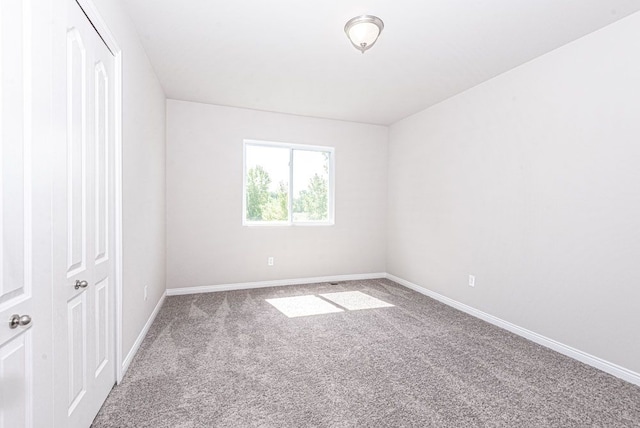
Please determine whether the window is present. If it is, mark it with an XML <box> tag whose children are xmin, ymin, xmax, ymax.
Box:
<box><xmin>243</xmin><ymin>140</ymin><xmax>334</xmax><ymax>225</ymax></box>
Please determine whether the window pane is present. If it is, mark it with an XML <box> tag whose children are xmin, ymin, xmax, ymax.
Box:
<box><xmin>245</xmin><ymin>145</ymin><xmax>289</xmax><ymax>221</ymax></box>
<box><xmin>292</xmin><ymin>149</ymin><xmax>330</xmax><ymax>222</ymax></box>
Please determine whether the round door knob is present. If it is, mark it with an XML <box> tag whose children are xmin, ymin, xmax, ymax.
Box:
<box><xmin>9</xmin><ymin>314</ymin><xmax>32</xmax><ymax>329</ymax></box>
<box><xmin>74</xmin><ymin>279</ymin><xmax>89</xmax><ymax>290</ymax></box>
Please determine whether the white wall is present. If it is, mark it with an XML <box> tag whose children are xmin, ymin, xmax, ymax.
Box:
<box><xmin>387</xmin><ymin>12</ymin><xmax>640</xmax><ymax>374</ymax></box>
<box><xmin>166</xmin><ymin>100</ymin><xmax>388</xmax><ymax>289</ymax></box>
<box><xmin>91</xmin><ymin>0</ymin><xmax>166</xmax><ymax>359</ymax></box>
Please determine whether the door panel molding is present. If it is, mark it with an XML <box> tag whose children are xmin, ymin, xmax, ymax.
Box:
<box><xmin>65</xmin><ymin>27</ymin><xmax>87</xmax><ymax>279</ymax></box>
<box><xmin>94</xmin><ymin>61</ymin><xmax>108</xmax><ymax>265</ymax></box>
<box><xmin>94</xmin><ymin>277</ymin><xmax>108</xmax><ymax>377</ymax></box>
<box><xmin>0</xmin><ymin>330</ymin><xmax>33</xmax><ymax>427</ymax></box>
<box><xmin>67</xmin><ymin>292</ymin><xmax>87</xmax><ymax>414</ymax></box>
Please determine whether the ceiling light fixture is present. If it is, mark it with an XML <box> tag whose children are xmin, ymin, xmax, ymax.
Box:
<box><xmin>344</xmin><ymin>15</ymin><xmax>384</xmax><ymax>54</ymax></box>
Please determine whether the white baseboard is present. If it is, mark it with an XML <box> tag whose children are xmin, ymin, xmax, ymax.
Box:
<box><xmin>386</xmin><ymin>273</ymin><xmax>640</xmax><ymax>387</ymax></box>
<box><xmin>120</xmin><ymin>292</ymin><xmax>166</xmax><ymax>380</ymax></box>
<box><xmin>166</xmin><ymin>272</ymin><xmax>387</xmax><ymax>296</ymax></box>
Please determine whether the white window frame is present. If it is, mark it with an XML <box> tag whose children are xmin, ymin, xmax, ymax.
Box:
<box><xmin>243</xmin><ymin>139</ymin><xmax>335</xmax><ymax>226</ymax></box>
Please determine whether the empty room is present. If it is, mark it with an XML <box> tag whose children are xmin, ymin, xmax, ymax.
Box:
<box><xmin>2</xmin><ymin>0</ymin><xmax>640</xmax><ymax>427</ymax></box>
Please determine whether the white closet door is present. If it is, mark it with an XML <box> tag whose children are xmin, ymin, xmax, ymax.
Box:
<box><xmin>0</xmin><ymin>0</ymin><xmax>54</xmax><ymax>427</ymax></box>
<box><xmin>53</xmin><ymin>1</ymin><xmax>117</xmax><ymax>426</ymax></box>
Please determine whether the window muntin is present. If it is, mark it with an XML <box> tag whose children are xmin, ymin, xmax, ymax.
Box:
<box><xmin>243</xmin><ymin>140</ymin><xmax>334</xmax><ymax>225</ymax></box>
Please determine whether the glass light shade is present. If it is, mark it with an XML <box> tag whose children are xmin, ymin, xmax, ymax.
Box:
<box><xmin>344</xmin><ymin>15</ymin><xmax>384</xmax><ymax>53</ymax></box>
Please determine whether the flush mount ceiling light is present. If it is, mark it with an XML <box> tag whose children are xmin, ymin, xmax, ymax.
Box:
<box><xmin>344</xmin><ymin>15</ymin><xmax>384</xmax><ymax>54</ymax></box>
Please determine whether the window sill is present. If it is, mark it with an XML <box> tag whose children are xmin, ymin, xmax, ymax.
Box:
<box><xmin>243</xmin><ymin>221</ymin><xmax>335</xmax><ymax>227</ymax></box>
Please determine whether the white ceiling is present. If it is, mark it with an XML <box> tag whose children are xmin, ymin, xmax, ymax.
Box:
<box><xmin>124</xmin><ymin>1</ymin><xmax>640</xmax><ymax>125</ymax></box>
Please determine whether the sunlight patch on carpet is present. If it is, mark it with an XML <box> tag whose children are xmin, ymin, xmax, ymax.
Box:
<box><xmin>320</xmin><ymin>291</ymin><xmax>394</xmax><ymax>311</ymax></box>
<box><xmin>266</xmin><ymin>295</ymin><xmax>344</xmax><ymax>318</ymax></box>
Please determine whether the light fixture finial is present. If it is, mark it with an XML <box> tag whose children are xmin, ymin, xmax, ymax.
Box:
<box><xmin>344</xmin><ymin>15</ymin><xmax>384</xmax><ymax>54</ymax></box>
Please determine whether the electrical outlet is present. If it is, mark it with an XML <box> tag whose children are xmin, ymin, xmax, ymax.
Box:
<box><xmin>144</xmin><ymin>285</ymin><xmax>148</xmax><ymax>301</ymax></box>
<box><xmin>268</xmin><ymin>257</ymin><xmax>274</xmax><ymax>266</ymax></box>
<box><xmin>468</xmin><ymin>275</ymin><xmax>475</xmax><ymax>287</ymax></box>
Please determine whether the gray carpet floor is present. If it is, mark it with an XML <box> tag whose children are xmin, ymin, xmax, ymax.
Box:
<box><xmin>92</xmin><ymin>278</ymin><xmax>640</xmax><ymax>427</ymax></box>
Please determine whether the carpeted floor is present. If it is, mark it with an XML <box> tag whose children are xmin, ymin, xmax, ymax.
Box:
<box><xmin>92</xmin><ymin>278</ymin><xmax>640</xmax><ymax>427</ymax></box>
